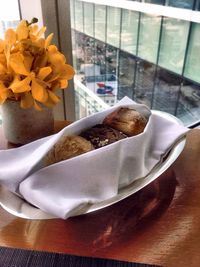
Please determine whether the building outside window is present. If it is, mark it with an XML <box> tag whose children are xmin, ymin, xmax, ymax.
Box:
<box><xmin>70</xmin><ymin>0</ymin><xmax>200</xmax><ymax>126</ymax></box>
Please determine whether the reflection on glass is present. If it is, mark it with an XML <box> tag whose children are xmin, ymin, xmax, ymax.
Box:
<box><xmin>152</xmin><ymin>67</ymin><xmax>181</xmax><ymax>114</ymax></box>
<box><xmin>138</xmin><ymin>14</ymin><xmax>161</xmax><ymax>64</ymax></box>
<box><xmin>176</xmin><ymin>80</ymin><xmax>200</xmax><ymax>125</ymax></box>
<box><xmin>166</xmin><ymin>0</ymin><xmax>194</xmax><ymax>9</ymax></box>
<box><xmin>71</xmin><ymin>30</ymin><xmax>77</xmax><ymax>69</ymax></box>
<box><xmin>94</xmin><ymin>40</ymin><xmax>106</xmax><ymax>71</ymax></box>
<box><xmin>134</xmin><ymin>60</ymin><xmax>156</xmax><ymax>107</ymax></box>
<box><xmin>184</xmin><ymin>23</ymin><xmax>200</xmax><ymax>84</ymax></box>
<box><xmin>118</xmin><ymin>51</ymin><xmax>136</xmax><ymax>100</ymax></box>
<box><xmin>158</xmin><ymin>17</ymin><xmax>190</xmax><ymax>74</ymax></box>
<box><xmin>120</xmin><ymin>10</ymin><xmax>139</xmax><ymax>54</ymax></box>
<box><xmin>95</xmin><ymin>5</ymin><xmax>106</xmax><ymax>42</ymax></box>
<box><xmin>107</xmin><ymin>6</ymin><xmax>121</xmax><ymax>48</ymax></box>
<box><xmin>74</xmin><ymin>0</ymin><xmax>83</xmax><ymax>32</ymax></box>
<box><xmin>84</xmin><ymin>2</ymin><xmax>94</xmax><ymax>37</ymax></box>
<box><xmin>145</xmin><ymin>0</ymin><xmax>165</xmax><ymax>4</ymax></box>
<box><xmin>195</xmin><ymin>0</ymin><xmax>200</xmax><ymax>10</ymax></box>
<box><xmin>70</xmin><ymin>0</ymin><xmax>75</xmax><ymax>29</ymax></box>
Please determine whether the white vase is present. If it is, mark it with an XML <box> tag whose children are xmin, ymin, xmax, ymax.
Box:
<box><xmin>1</xmin><ymin>100</ymin><xmax>54</xmax><ymax>145</ymax></box>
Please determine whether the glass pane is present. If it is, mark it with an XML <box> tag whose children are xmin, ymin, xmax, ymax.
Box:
<box><xmin>184</xmin><ymin>23</ymin><xmax>200</xmax><ymax>84</ymax></box>
<box><xmin>152</xmin><ymin>67</ymin><xmax>181</xmax><ymax>114</ymax></box>
<box><xmin>158</xmin><ymin>17</ymin><xmax>190</xmax><ymax>74</ymax></box>
<box><xmin>102</xmin><ymin>45</ymin><xmax>118</xmax><ymax>105</ymax></box>
<box><xmin>145</xmin><ymin>0</ymin><xmax>165</xmax><ymax>4</ymax></box>
<box><xmin>83</xmin><ymin>2</ymin><xmax>94</xmax><ymax>37</ymax></box>
<box><xmin>118</xmin><ymin>51</ymin><xmax>136</xmax><ymax>100</ymax></box>
<box><xmin>166</xmin><ymin>0</ymin><xmax>194</xmax><ymax>9</ymax></box>
<box><xmin>120</xmin><ymin>10</ymin><xmax>139</xmax><ymax>54</ymax></box>
<box><xmin>107</xmin><ymin>6</ymin><xmax>121</xmax><ymax>48</ymax></box>
<box><xmin>95</xmin><ymin>5</ymin><xmax>106</xmax><ymax>42</ymax></box>
<box><xmin>176</xmin><ymin>80</ymin><xmax>200</xmax><ymax>126</ymax></box>
<box><xmin>71</xmin><ymin>29</ymin><xmax>77</xmax><ymax>69</ymax></box>
<box><xmin>195</xmin><ymin>0</ymin><xmax>200</xmax><ymax>10</ymax></box>
<box><xmin>74</xmin><ymin>0</ymin><xmax>83</xmax><ymax>32</ymax></box>
<box><xmin>134</xmin><ymin>60</ymin><xmax>156</xmax><ymax>107</ymax></box>
<box><xmin>70</xmin><ymin>0</ymin><xmax>75</xmax><ymax>29</ymax></box>
<box><xmin>138</xmin><ymin>13</ymin><xmax>161</xmax><ymax>64</ymax></box>
<box><xmin>73</xmin><ymin>32</ymin><xmax>84</xmax><ymax>73</ymax></box>
<box><xmin>94</xmin><ymin>40</ymin><xmax>106</xmax><ymax>77</ymax></box>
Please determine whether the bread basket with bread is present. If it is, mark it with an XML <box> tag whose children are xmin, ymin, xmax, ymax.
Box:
<box><xmin>0</xmin><ymin>97</ymin><xmax>189</xmax><ymax>219</ymax></box>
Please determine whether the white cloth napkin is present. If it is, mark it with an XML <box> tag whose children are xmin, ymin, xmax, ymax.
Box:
<box><xmin>0</xmin><ymin>97</ymin><xmax>189</xmax><ymax>219</ymax></box>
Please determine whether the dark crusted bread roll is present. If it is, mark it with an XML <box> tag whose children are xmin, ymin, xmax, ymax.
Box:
<box><xmin>45</xmin><ymin>135</ymin><xmax>94</xmax><ymax>165</ymax></box>
<box><xmin>80</xmin><ymin>124</ymin><xmax>127</xmax><ymax>149</ymax></box>
<box><xmin>103</xmin><ymin>107</ymin><xmax>147</xmax><ymax>136</ymax></box>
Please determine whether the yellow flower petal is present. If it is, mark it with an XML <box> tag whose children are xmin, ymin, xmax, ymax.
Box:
<box><xmin>45</xmin><ymin>33</ymin><xmax>53</xmax><ymax>48</ymax></box>
<box><xmin>10</xmin><ymin>76</ymin><xmax>31</xmax><ymax>93</ymax></box>
<box><xmin>29</xmin><ymin>24</ymin><xmax>39</xmax><ymax>35</ymax></box>
<box><xmin>5</xmin><ymin>29</ymin><xmax>16</xmax><ymax>46</ymax></box>
<box><xmin>0</xmin><ymin>63</ymin><xmax>6</xmax><ymax>74</ymax></box>
<box><xmin>47</xmin><ymin>45</ymin><xmax>58</xmax><ymax>53</ymax></box>
<box><xmin>59</xmin><ymin>64</ymin><xmax>75</xmax><ymax>80</ymax></box>
<box><xmin>16</xmin><ymin>20</ymin><xmax>29</xmax><ymax>41</ymax></box>
<box><xmin>0</xmin><ymin>39</ymin><xmax>5</xmax><ymax>53</ymax></box>
<box><xmin>20</xmin><ymin>91</ymin><xmax>34</xmax><ymax>109</ymax></box>
<box><xmin>48</xmin><ymin>90</ymin><xmax>60</xmax><ymax>104</ymax></box>
<box><xmin>36</xmin><ymin>26</ymin><xmax>46</xmax><ymax>38</ymax></box>
<box><xmin>0</xmin><ymin>82</ymin><xmax>8</xmax><ymax>103</ymax></box>
<box><xmin>9</xmin><ymin>53</ymin><xmax>30</xmax><ymax>76</ymax></box>
<box><xmin>59</xmin><ymin>79</ymin><xmax>68</xmax><ymax>89</ymax></box>
<box><xmin>37</xmin><ymin>66</ymin><xmax>52</xmax><ymax>81</ymax></box>
<box><xmin>31</xmin><ymin>79</ymin><xmax>48</xmax><ymax>103</ymax></box>
<box><xmin>34</xmin><ymin>100</ymin><xmax>43</xmax><ymax>111</ymax></box>
<box><xmin>0</xmin><ymin>54</ymin><xmax>6</xmax><ymax>67</ymax></box>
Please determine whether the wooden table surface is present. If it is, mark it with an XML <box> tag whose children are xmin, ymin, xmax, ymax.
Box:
<box><xmin>0</xmin><ymin>122</ymin><xmax>200</xmax><ymax>267</ymax></box>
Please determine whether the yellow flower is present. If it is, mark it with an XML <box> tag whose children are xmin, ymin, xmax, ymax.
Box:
<box><xmin>0</xmin><ymin>19</ymin><xmax>75</xmax><ymax>110</ymax></box>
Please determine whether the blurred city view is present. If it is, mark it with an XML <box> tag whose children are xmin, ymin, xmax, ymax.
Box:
<box><xmin>71</xmin><ymin>0</ymin><xmax>200</xmax><ymax>126</ymax></box>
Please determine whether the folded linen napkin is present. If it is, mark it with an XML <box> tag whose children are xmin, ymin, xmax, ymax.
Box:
<box><xmin>0</xmin><ymin>97</ymin><xmax>189</xmax><ymax>219</ymax></box>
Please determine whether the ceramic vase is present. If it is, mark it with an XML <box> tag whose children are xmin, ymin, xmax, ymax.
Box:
<box><xmin>1</xmin><ymin>100</ymin><xmax>54</xmax><ymax>145</ymax></box>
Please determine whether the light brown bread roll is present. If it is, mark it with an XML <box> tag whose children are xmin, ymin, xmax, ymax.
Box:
<box><xmin>45</xmin><ymin>135</ymin><xmax>94</xmax><ymax>166</ymax></box>
<box><xmin>103</xmin><ymin>107</ymin><xmax>147</xmax><ymax>136</ymax></box>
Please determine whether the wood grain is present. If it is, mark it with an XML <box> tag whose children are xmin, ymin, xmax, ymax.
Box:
<box><xmin>0</xmin><ymin>124</ymin><xmax>199</xmax><ymax>267</ymax></box>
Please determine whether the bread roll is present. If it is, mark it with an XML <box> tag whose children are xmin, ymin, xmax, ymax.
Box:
<box><xmin>103</xmin><ymin>108</ymin><xmax>147</xmax><ymax>136</ymax></box>
<box><xmin>45</xmin><ymin>135</ymin><xmax>94</xmax><ymax>166</ymax></box>
<box><xmin>81</xmin><ymin>124</ymin><xmax>127</xmax><ymax>149</ymax></box>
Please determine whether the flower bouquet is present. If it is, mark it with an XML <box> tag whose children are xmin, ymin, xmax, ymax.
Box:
<box><xmin>0</xmin><ymin>18</ymin><xmax>75</xmax><ymax>144</ymax></box>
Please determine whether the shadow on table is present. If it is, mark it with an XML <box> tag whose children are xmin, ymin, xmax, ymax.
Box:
<box><xmin>68</xmin><ymin>168</ymin><xmax>177</xmax><ymax>250</ymax></box>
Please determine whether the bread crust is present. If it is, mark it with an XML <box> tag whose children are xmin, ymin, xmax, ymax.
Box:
<box><xmin>103</xmin><ymin>108</ymin><xmax>147</xmax><ymax>136</ymax></box>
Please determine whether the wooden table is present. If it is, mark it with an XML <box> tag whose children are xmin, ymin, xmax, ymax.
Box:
<box><xmin>0</xmin><ymin>122</ymin><xmax>200</xmax><ymax>267</ymax></box>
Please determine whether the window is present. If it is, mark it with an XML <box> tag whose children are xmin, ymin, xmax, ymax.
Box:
<box><xmin>184</xmin><ymin>23</ymin><xmax>200</xmax><ymax>84</ymax></box>
<box><xmin>166</xmin><ymin>0</ymin><xmax>195</xmax><ymax>10</ymax></box>
<box><xmin>120</xmin><ymin>9</ymin><xmax>139</xmax><ymax>54</ymax></box>
<box><xmin>176</xmin><ymin>79</ymin><xmax>200</xmax><ymax>125</ymax></box>
<box><xmin>152</xmin><ymin>67</ymin><xmax>182</xmax><ymax>114</ymax></box>
<box><xmin>138</xmin><ymin>13</ymin><xmax>161</xmax><ymax>63</ymax></box>
<box><xmin>83</xmin><ymin>2</ymin><xmax>94</xmax><ymax>37</ymax></box>
<box><xmin>95</xmin><ymin>5</ymin><xmax>106</xmax><ymax>42</ymax></box>
<box><xmin>118</xmin><ymin>51</ymin><xmax>136</xmax><ymax>100</ymax></box>
<box><xmin>158</xmin><ymin>17</ymin><xmax>190</xmax><ymax>74</ymax></box>
<box><xmin>74</xmin><ymin>0</ymin><xmax>83</xmax><ymax>32</ymax></box>
<box><xmin>134</xmin><ymin>60</ymin><xmax>156</xmax><ymax>107</ymax></box>
<box><xmin>107</xmin><ymin>6</ymin><xmax>121</xmax><ymax>48</ymax></box>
